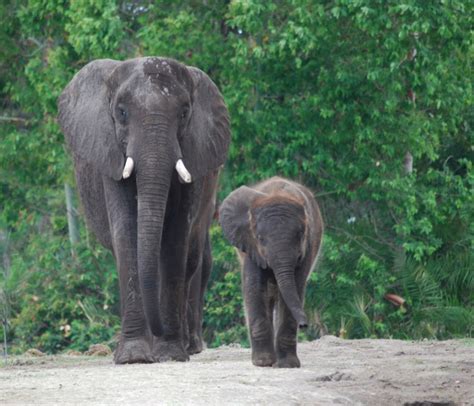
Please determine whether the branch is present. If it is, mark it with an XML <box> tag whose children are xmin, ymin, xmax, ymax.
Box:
<box><xmin>327</xmin><ymin>225</ymin><xmax>385</xmax><ymax>261</ymax></box>
<box><xmin>0</xmin><ymin>116</ymin><xmax>30</xmax><ymax>124</ymax></box>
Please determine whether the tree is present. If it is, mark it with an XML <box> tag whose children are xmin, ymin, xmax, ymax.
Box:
<box><xmin>1</xmin><ymin>1</ymin><xmax>472</xmax><ymax>352</ymax></box>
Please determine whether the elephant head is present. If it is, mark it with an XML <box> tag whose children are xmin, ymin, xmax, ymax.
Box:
<box><xmin>219</xmin><ymin>186</ymin><xmax>309</xmax><ymax>328</ymax></box>
<box><xmin>58</xmin><ymin>57</ymin><xmax>230</xmax><ymax>336</ymax></box>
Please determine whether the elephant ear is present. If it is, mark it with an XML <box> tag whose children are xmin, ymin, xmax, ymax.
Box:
<box><xmin>182</xmin><ymin>67</ymin><xmax>231</xmax><ymax>180</ymax></box>
<box><xmin>58</xmin><ymin>59</ymin><xmax>124</xmax><ymax>181</ymax></box>
<box><xmin>219</xmin><ymin>186</ymin><xmax>267</xmax><ymax>269</ymax></box>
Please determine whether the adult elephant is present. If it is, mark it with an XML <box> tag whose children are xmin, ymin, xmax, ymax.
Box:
<box><xmin>58</xmin><ymin>57</ymin><xmax>230</xmax><ymax>364</ymax></box>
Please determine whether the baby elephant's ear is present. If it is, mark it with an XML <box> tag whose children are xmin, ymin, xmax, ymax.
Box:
<box><xmin>219</xmin><ymin>186</ymin><xmax>267</xmax><ymax>268</ymax></box>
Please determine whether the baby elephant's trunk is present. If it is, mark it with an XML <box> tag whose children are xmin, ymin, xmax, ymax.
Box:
<box><xmin>273</xmin><ymin>265</ymin><xmax>308</xmax><ymax>328</ymax></box>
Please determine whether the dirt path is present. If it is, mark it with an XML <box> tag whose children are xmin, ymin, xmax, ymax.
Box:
<box><xmin>1</xmin><ymin>336</ymin><xmax>473</xmax><ymax>405</ymax></box>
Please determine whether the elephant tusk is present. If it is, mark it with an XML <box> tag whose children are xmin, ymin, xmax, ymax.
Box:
<box><xmin>122</xmin><ymin>157</ymin><xmax>134</xmax><ymax>179</ymax></box>
<box><xmin>176</xmin><ymin>159</ymin><xmax>192</xmax><ymax>183</ymax></box>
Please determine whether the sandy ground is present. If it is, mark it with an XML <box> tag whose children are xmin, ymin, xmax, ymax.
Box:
<box><xmin>0</xmin><ymin>336</ymin><xmax>473</xmax><ymax>405</ymax></box>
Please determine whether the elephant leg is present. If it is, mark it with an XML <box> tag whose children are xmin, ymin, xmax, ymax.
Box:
<box><xmin>153</xmin><ymin>238</ymin><xmax>190</xmax><ymax>361</ymax></box>
<box><xmin>103</xmin><ymin>178</ymin><xmax>153</xmax><ymax>364</ymax></box>
<box><xmin>185</xmin><ymin>263</ymin><xmax>202</xmax><ymax>355</ymax></box>
<box><xmin>186</xmin><ymin>233</ymin><xmax>212</xmax><ymax>355</ymax></box>
<box><xmin>242</xmin><ymin>257</ymin><xmax>276</xmax><ymax>367</ymax></box>
<box><xmin>274</xmin><ymin>270</ymin><xmax>307</xmax><ymax>368</ymax></box>
<box><xmin>152</xmin><ymin>190</ymin><xmax>192</xmax><ymax>362</ymax></box>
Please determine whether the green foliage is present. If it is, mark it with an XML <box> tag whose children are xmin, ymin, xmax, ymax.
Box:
<box><xmin>395</xmin><ymin>253</ymin><xmax>474</xmax><ymax>338</ymax></box>
<box><xmin>1</xmin><ymin>0</ymin><xmax>472</xmax><ymax>353</ymax></box>
<box><xmin>1</xmin><ymin>209</ymin><xmax>119</xmax><ymax>353</ymax></box>
<box><xmin>65</xmin><ymin>0</ymin><xmax>125</xmax><ymax>60</ymax></box>
<box><xmin>203</xmin><ymin>225</ymin><xmax>248</xmax><ymax>348</ymax></box>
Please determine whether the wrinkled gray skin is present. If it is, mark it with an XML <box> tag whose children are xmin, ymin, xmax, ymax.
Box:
<box><xmin>58</xmin><ymin>57</ymin><xmax>230</xmax><ymax>364</ymax></box>
<box><xmin>219</xmin><ymin>177</ymin><xmax>323</xmax><ymax>368</ymax></box>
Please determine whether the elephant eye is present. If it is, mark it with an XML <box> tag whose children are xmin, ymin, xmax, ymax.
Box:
<box><xmin>117</xmin><ymin>105</ymin><xmax>128</xmax><ymax>123</ymax></box>
<box><xmin>180</xmin><ymin>105</ymin><xmax>190</xmax><ymax>120</ymax></box>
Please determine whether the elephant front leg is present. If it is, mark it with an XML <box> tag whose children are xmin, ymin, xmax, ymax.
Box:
<box><xmin>274</xmin><ymin>301</ymin><xmax>300</xmax><ymax>368</ymax></box>
<box><xmin>114</xmin><ymin>264</ymin><xmax>153</xmax><ymax>364</ymax></box>
<box><xmin>152</xmin><ymin>255</ymin><xmax>189</xmax><ymax>361</ymax></box>
<box><xmin>104</xmin><ymin>179</ymin><xmax>153</xmax><ymax>364</ymax></box>
<box><xmin>274</xmin><ymin>273</ymin><xmax>307</xmax><ymax>368</ymax></box>
<box><xmin>152</xmin><ymin>212</ymin><xmax>191</xmax><ymax>362</ymax></box>
<box><xmin>243</xmin><ymin>258</ymin><xmax>276</xmax><ymax>367</ymax></box>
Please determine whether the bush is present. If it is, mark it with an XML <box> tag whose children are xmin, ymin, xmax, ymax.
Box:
<box><xmin>203</xmin><ymin>225</ymin><xmax>248</xmax><ymax>348</ymax></box>
<box><xmin>1</xmin><ymin>202</ymin><xmax>119</xmax><ymax>353</ymax></box>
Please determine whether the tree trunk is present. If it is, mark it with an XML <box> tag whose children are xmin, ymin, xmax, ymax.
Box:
<box><xmin>65</xmin><ymin>183</ymin><xmax>80</xmax><ymax>249</ymax></box>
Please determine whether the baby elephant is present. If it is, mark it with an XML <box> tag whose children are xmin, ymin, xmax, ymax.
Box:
<box><xmin>220</xmin><ymin>177</ymin><xmax>323</xmax><ymax>368</ymax></box>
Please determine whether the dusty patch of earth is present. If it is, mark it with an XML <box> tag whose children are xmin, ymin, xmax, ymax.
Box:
<box><xmin>1</xmin><ymin>336</ymin><xmax>473</xmax><ymax>405</ymax></box>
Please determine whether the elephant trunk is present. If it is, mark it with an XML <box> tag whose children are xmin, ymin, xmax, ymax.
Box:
<box><xmin>273</xmin><ymin>264</ymin><xmax>308</xmax><ymax>329</ymax></box>
<box><xmin>136</xmin><ymin>148</ymin><xmax>173</xmax><ymax>337</ymax></box>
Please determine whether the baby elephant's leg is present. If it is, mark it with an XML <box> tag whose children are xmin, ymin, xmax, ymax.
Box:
<box><xmin>242</xmin><ymin>258</ymin><xmax>276</xmax><ymax>367</ymax></box>
<box><xmin>274</xmin><ymin>300</ymin><xmax>300</xmax><ymax>368</ymax></box>
<box><xmin>275</xmin><ymin>275</ymin><xmax>306</xmax><ymax>368</ymax></box>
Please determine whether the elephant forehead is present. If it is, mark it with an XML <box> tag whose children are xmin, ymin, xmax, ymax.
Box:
<box><xmin>255</xmin><ymin>214</ymin><xmax>303</xmax><ymax>235</ymax></box>
<box><xmin>117</xmin><ymin>72</ymin><xmax>181</xmax><ymax>112</ymax></box>
<box><xmin>111</xmin><ymin>58</ymin><xmax>190</xmax><ymax>110</ymax></box>
<box><xmin>263</xmin><ymin>219</ymin><xmax>303</xmax><ymax>234</ymax></box>
<box><xmin>143</xmin><ymin>57</ymin><xmax>174</xmax><ymax>74</ymax></box>
<box><xmin>254</xmin><ymin>202</ymin><xmax>305</xmax><ymax>222</ymax></box>
<box><xmin>142</xmin><ymin>58</ymin><xmax>187</xmax><ymax>95</ymax></box>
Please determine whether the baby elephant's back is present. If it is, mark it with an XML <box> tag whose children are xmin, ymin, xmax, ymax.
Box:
<box><xmin>254</xmin><ymin>176</ymin><xmax>302</xmax><ymax>196</ymax></box>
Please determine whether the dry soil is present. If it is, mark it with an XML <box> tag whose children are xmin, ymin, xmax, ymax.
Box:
<box><xmin>1</xmin><ymin>336</ymin><xmax>473</xmax><ymax>405</ymax></box>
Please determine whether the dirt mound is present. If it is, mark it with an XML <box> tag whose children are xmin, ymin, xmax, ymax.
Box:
<box><xmin>84</xmin><ymin>344</ymin><xmax>112</xmax><ymax>356</ymax></box>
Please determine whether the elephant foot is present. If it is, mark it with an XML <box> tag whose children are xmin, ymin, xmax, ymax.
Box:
<box><xmin>153</xmin><ymin>338</ymin><xmax>190</xmax><ymax>362</ymax></box>
<box><xmin>252</xmin><ymin>351</ymin><xmax>276</xmax><ymax>367</ymax></box>
<box><xmin>274</xmin><ymin>354</ymin><xmax>301</xmax><ymax>368</ymax></box>
<box><xmin>187</xmin><ymin>334</ymin><xmax>204</xmax><ymax>355</ymax></box>
<box><xmin>114</xmin><ymin>337</ymin><xmax>154</xmax><ymax>364</ymax></box>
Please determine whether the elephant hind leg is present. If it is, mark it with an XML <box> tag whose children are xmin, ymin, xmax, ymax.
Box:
<box><xmin>186</xmin><ymin>270</ymin><xmax>204</xmax><ymax>355</ymax></box>
<box><xmin>186</xmin><ymin>232</ymin><xmax>212</xmax><ymax>355</ymax></box>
